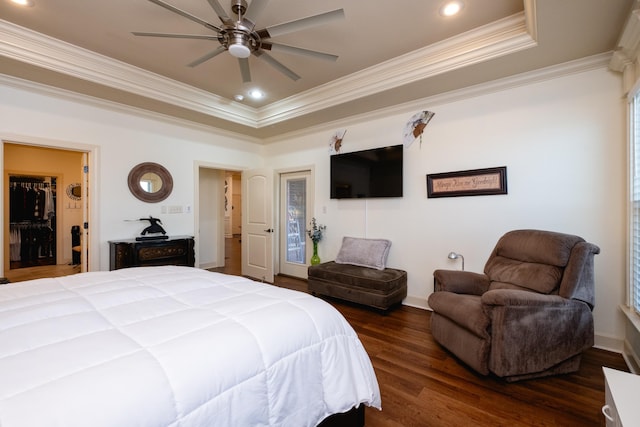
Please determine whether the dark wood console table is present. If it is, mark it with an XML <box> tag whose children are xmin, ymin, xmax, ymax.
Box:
<box><xmin>109</xmin><ymin>235</ymin><xmax>195</xmax><ymax>270</ymax></box>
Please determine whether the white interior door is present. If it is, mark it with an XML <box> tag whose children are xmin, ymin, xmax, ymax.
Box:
<box><xmin>279</xmin><ymin>171</ymin><xmax>312</xmax><ymax>278</ymax></box>
<box><xmin>241</xmin><ymin>168</ymin><xmax>274</xmax><ymax>282</ymax></box>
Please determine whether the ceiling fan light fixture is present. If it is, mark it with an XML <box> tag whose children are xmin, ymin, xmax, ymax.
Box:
<box><xmin>229</xmin><ymin>43</ymin><xmax>251</xmax><ymax>58</ymax></box>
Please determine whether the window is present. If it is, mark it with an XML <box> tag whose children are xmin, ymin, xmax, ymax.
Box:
<box><xmin>631</xmin><ymin>91</ymin><xmax>640</xmax><ymax>314</ymax></box>
<box><xmin>279</xmin><ymin>170</ymin><xmax>313</xmax><ymax>279</ymax></box>
<box><xmin>285</xmin><ymin>178</ymin><xmax>307</xmax><ymax>265</ymax></box>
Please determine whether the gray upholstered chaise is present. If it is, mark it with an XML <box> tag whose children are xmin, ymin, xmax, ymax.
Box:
<box><xmin>428</xmin><ymin>229</ymin><xmax>600</xmax><ymax>382</ymax></box>
<box><xmin>308</xmin><ymin>237</ymin><xmax>407</xmax><ymax>311</ymax></box>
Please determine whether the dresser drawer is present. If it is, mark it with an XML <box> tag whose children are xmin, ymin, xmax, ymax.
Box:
<box><xmin>109</xmin><ymin>236</ymin><xmax>194</xmax><ymax>270</ymax></box>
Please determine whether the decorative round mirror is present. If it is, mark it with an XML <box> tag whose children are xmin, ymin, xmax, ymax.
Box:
<box><xmin>66</xmin><ymin>183</ymin><xmax>82</xmax><ymax>201</ymax></box>
<box><xmin>127</xmin><ymin>162</ymin><xmax>173</xmax><ymax>203</ymax></box>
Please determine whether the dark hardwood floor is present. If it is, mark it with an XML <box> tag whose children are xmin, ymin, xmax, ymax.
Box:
<box><xmin>218</xmin><ymin>237</ymin><xmax>630</xmax><ymax>426</ymax></box>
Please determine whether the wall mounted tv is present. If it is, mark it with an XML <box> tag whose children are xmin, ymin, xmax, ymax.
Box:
<box><xmin>330</xmin><ymin>144</ymin><xmax>403</xmax><ymax>199</ymax></box>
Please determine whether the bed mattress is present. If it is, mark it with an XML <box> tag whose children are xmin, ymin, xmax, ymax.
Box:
<box><xmin>0</xmin><ymin>266</ymin><xmax>381</xmax><ymax>426</ymax></box>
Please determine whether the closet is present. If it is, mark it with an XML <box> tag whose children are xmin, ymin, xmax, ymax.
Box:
<box><xmin>9</xmin><ymin>175</ymin><xmax>57</xmax><ymax>269</ymax></box>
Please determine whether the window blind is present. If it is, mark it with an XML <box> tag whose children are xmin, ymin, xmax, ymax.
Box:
<box><xmin>632</xmin><ymin>93</ymin><xmax>640</xmax><ymax>314</ymax></box>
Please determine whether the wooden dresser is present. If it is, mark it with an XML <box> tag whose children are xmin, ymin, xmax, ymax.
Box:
<box><xmin>109</xmin><ymin>235</ymin><xmax>195</xmax><ymax>270</ymax></box>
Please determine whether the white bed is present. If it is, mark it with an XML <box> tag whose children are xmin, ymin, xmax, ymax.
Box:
<box><xmin>0</xmin><ymin>266</ymin><xmax>381</xmax><ymax>427</ymax></box>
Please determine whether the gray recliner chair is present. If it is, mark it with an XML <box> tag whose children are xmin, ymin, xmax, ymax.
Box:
<box><xmin>428</xmin><ymin>229</ymin><xmax>600</xmax><ymax>382</ymax></box>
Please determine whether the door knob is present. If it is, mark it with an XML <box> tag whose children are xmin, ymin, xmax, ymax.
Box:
<box><xmin>264</xmin><ymin>228</ymin><xmax>274</xmax><ymax>233</ymax></box>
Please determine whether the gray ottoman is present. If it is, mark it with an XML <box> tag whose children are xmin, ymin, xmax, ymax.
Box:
<box><xmin>308</xmin><ymin>261</ymin><xmax>407</xmax><ymax>311</ymax></box>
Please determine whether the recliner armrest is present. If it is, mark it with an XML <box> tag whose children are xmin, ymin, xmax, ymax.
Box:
<box><xmin>481</xmin><ymin>289</ymin><xmax>574</xmax><ymax>307</ymax></box>
<box><xmin>433</xmin><ymin>269</ymin><xmax>489</xmax><ymax>295</ymax></box>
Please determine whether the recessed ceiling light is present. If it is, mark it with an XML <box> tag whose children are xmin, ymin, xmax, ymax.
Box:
<box><xmin>234</xmin><ymin>94</ymin><xmax>244</xmax><ymax>102</ymax></box>
<box><xmin>10</xmin><ymin>0</ymin><xmax>35</xmax><ymax>6</ymax></box>
<box><xmin>440</xmin><ymin>1</ymin><xmax>464</xmax><ymax>17</ymax></box>
<box><xmin>248</xmin><ymin>89</ymin><xmax>264</xmax><ymax>100</ymax></box>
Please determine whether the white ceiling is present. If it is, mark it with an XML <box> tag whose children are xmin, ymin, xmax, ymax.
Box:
<box><xmin>0</xmin><ymin>0</ymin><xmax>634</xmax><ymax>140</ymax></box>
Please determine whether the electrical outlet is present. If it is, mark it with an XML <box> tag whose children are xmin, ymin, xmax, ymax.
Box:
<box><xmin>185</xmin><ymin>205</ymin><xmax>191</xmax><ymax>213</ymax></box>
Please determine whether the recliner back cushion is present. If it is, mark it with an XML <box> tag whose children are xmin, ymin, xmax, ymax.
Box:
<box><xmin>492</xmin><ymin>230</ymin><xmax>582</xmax><ymax>266</ymax></box>
<box><xmin>484</xmin><ymin>230</ymin><xmax>583</xmax><ymax>294</ymax></box>
<box><xmin>485</xmin><ymin>256</ymin><xmax>563</xmax><ymax>294</ymax></box>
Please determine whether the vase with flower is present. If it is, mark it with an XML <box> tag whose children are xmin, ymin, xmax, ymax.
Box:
<box><xmin>306</xmin><ymin>217</ymin><xmax>326</xmax><ymax>266</ymax></box>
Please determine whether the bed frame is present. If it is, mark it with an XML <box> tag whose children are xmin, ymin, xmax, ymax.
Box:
<box><xmin>318</xmin><ymin>405</ymin><xmax>365</xmax><ymax>427</ymax></box>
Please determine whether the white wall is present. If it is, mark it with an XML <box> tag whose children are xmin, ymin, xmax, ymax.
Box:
<box><xmin>0</xmin><ymin>81</ymin><xmax>263</xmax><ymax>270</ymax></box>
<box><xmin>264</xmin><ymin>66</ymin><xmax>627</xmax><ymax>349</ymax></box>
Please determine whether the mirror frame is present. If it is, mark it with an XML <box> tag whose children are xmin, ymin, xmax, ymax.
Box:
<box><xmin>127</xmin><ymin>162</ymin><xmax>173</xmax><ymax>203</ymax></box>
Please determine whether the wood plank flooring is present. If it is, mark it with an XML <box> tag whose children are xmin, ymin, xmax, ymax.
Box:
<box><xmin>10</xmin><ymin>237</ymin><xmax>631</xmax><ymax>426</ymax></box>
<box><xmin>276</xmin><ymin>277</ymin><xmax>628</xmax><ymax>427</ymax></box>
<box><xmin>3</xmin><ymin>263</ymin><xmax>80</xmax><ymax>282</ymax></box>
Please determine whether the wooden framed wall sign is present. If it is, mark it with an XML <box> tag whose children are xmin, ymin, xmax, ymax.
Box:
<box><xmin>426</xmin><ymin>166</ymin><xmax>507</xmax><ymax>198</ymax></box>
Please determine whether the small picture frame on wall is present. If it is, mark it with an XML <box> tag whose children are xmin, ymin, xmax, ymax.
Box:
<box><xmin>426</xmin><ymin>166</ymin><xmax>507</xmax><ymax>198</ymax></box>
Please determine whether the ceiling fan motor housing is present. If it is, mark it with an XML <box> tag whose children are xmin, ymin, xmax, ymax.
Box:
<box><xmin>230</xmin><ymin>0</ymin><xmax>247</xmax><ymax>16</ymax></box>
<box><xmin>220</xmin><ymin>26</ymin><xmax>259</xmax><ymax>58</ymax></box>
<box><xmin>222</xmin><ymin>0</ymin><xmax>260</xmax><ymax>58</ymax></box>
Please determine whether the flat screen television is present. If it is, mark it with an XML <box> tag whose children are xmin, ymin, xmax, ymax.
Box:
<box><xmin>330</xmin><ymin>144</ymin><xmax>403</xmax><ymax>199</ymax></box>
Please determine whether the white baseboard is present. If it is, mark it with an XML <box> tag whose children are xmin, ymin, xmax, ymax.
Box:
<box><xmin>199</xmin><ymin>262</ymin><xmax>218</xmax><ymax>270</ymax></box>
<box><xmin>594</xmin><ymin>334</ymin><xmax>624</xmax><ymax>353</ymax></box>
<box><xmin>403</xmin><ymin>295</ymin><xmax>428</xmax><ymax>310</ymax></box>
<box><xmin>623</xmin><ymin>340</ymin><xmax>640</xmax><ymax>374</ymax></box>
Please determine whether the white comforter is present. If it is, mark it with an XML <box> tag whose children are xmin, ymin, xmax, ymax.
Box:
<box><xmin>0</xmin><ymin>266</ymin><xmax>381</xmax><ymax>427</ymax></box>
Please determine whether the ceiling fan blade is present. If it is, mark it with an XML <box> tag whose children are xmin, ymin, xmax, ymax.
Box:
<box><xmin>239</xmin><ymin>58</ymin><xmax>251</xmax><ymax>83</ymax></box>
<box><xmin>147</xmin><ymin>0</ymin><xmax>221</xmax><ymax>33</ymax></box>
<box><xmin>206</xmin><ymin>0</ymin><xmax>233</xmax><ymax>25</ymax></box>
<box><xmin>132</xmin><ymin>32</ymin><xmax>218</xmax><ymax>40</ymax></box>
<box><xmin>258</xmin><ymin>9</ymin><xmax>344</xmax><ymax>39</ymax></box>
<box><xmin>188</xmin><ymin>46</ymin><xmax>226</xmax><ymax>67</ymax></box>
<box><xmin>254</xmin><ymin>51</ymin><xmax>300</xmax><ymax>81</ymax></box>
<box><xmin>262</xmin><ymin>42</ymin><xmax>338</xmax><ymax>62</ymax></box>
<box><xmin>242</xmin><ymin>0</ymin><xmax>269</xmax><ymax>30</ymax></box>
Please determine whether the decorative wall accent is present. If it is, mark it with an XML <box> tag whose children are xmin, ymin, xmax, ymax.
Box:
<box><xmin>403</xmin><ymin>111</ymin><xmax>435</xmax><ymax>148</ymax></box>
<box><xmin>329</xmin><ymin>129</ymin><xmax>347</xmax><ymax>154</ymax></box>
<box><xmin>426</xmin><ymin>166</ymin><xmax>507</xmax><ymax>198</ymax></box>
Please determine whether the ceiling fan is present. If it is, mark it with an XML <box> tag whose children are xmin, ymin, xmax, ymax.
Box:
<box><xmin>133</xmin><ymin>0</ymin><xmax>345</xmax><ymax>83</ymax></box>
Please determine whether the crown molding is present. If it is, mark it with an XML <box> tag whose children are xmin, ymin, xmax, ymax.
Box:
<box><xmin>0</xmin><ymin>19</ymin><xmax>258</xmax><ymax>127</ymax></box>
<box><xmin>263</xmin><ymin>52</ymin><xmax>611</xmax><ymax>144</ymax></box>
<box><xmin>0</xmin><ymin>2</ymin><xmax>537</xmax><ymax>130</ymax></box>
<box><xmin>1</xmin><ymin>51</ymin><xmax>609</xmax><ymax>146</ymax></box>
<box><xmin>258</xmin><ymin>11</ymin><xmax>536</xmax><ymax>127</ymax></box>
<box><xmin>610</xmin><ymin>8</ymin><xmax>640</xmax><ymax>72</ymax></box>
<box><xmin>609</xmin><ymin>2</ymin><xmax>640</xmax><ymax>93</ymax></box>
<box><xmin>0</xmin><ymin>73</ymin><xmax>264</xmax><ymax>146</ymax></box>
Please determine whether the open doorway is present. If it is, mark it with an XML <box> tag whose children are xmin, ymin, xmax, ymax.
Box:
<box><xmin>3</xmin><ymin>142</ymin><xmax>89</xmax><ymax>282</ymax></box>
<box><xmin>197</xmin><ymin>167</ymin><xmax>241</xmax><ymax>275</ymax></box>
<box><xmin>224</xmin><ymin>172</ymin><xmax>242</xmax><ymax>274</ymax></box>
